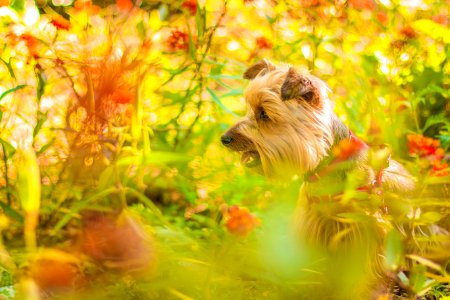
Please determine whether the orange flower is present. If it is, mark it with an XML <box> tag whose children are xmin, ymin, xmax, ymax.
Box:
<box><xmin>0</xmin><ymin>0</ymin><xmax>9</xmax><ymax>7</ymax></box>
<box><xmin>225</xmin><ymin>205</ymin><xmax>259</xmax><ymax>237</ymax></box>
<box><xmin>182</xmin><ymin>0</ymin><xmax>197</xmax><ymax>15</ymax></box>
<box><xmin>400</xmin><ymin>25</ymin><xmax>417</xmax><ymax>39</ymax></box>
<box><xmin>29</xmin><ymin>259</ymin><xmax>83</xmax><ymax>293</ymax></box>
<box><xmin>332</xmin><ymin>136</ymin><xmax>367</xmax><ymax>162</ymax></box>
<box><xmin>299</xmin><ymin>0</ymin><xmax>319</xmax><ymax>7</ymax></box>
<box><xmin>20</xmin><ymin>33</ymin><xmax>40</xmax><ymax>58</ymax></box>
<box><xmin>167</xmin><ymin>29</ymin><xmax>189</xmax><ymax>51</ymax></box>
<box><xmin>407</xmin><ymin>134</ymin><xmax>442</xmax><ymax>158</ymax></box>
<box><xmin>430</xmin><ymin>160</ymin><xmax>448</xmax><ymax>177</ymax></box>
<box><xmin>116</xmin><ymin>0</ymin><xmax>133</xmax><ymax>11</ymax></box>
<box><xmin>431</xmin><ymin>14</ymin><xmax>448</xmax><ymax>26</ymax></box>
<box><xmin>73</xmin><ymin>0</ymin><xmax>100</xmax><ymax>14</ymax></box>
<box><xmin>51</xmin><ymin>15</ymin><xmax>70</xmax><ymax>30</ymax></box>
<box><xmin>255</xmin><ymin>37</ymin><xmax>272</xmax><ymax>50</ymax></box>
<box><xmin>348</xmin><ymin>0</ymin><xmax>376</xmax><ymax>10</ymax></box>
<box><xmin>376</xmin><ymin>11</ymin><xmax>388</xmax><ymax>26</ymax></box>
<box><xmin>80</xmin><ymin>211</ymin><xmax>153</xmax><ymax>271</ymax></box>
<box><xmin>111</xmin><ymin>88</ymin><xmax>134</xmax><ymax>104</ymax></box>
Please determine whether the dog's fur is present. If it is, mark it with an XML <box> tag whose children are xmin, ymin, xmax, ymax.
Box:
<box><xmin>221</xmin><ymin>59</ymin><xmax>416</xmax><ymax>298</ymax></box>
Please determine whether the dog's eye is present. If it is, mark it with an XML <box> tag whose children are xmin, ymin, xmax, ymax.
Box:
<box><xmin>258</xmin><ymin>109</ymin><xmax>269</xmax><ymax>121</ymax></box>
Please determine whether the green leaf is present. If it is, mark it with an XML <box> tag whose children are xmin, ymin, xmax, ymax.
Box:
<box><xmin>36</xmin><ymin>71</ymin><xmax>46</xmax><ymax>102</ymax></box>
<box><xmin>0</xmin><ymin>85</ymin><xmax>26</xmax><ymax>102</ymax></box>
<box><xmin>384</xmin><ymin>229</ymin><xmax>404</xmax><ymax>271</ymax></box>
<box><xmin>0</xmin><ymin>58</ymin><xmax>16</xmax><ymax>80</ymax></box>
<box><xmin>15</xmin><ymin>148</ymin><xmax>41</xmax><ymax>213</ymax></box>
<box><xmin>206</xmin><ymin>87</ymin><xmax>238</xmax><ymax>116</ymax></box>
<box><xmin>0</xmin><ymin>201</ymin><xmax>24</xmax><ymax>223</ymax></box>
<box><xmin>0</xmin><ymin>139</ymin><xmax>16</xmax><ymax>158</ymax></box>
<box><xmin>136</xmin><ymin>20</ymin><xmax>146</xmax><ymax>41</ymax></box>
<box><xmin>10</xmin><ymin>0</ymin><xmax>24</xmax><ymax>12</ymax></box>
<box><xmin>53</xmin><ymin>188</ymin><xmax>117</xmax><ymax>231</ymax></box>
<box><xmin>36</xmin><ymin>138</ymin><xmax>55</xmax><ymax>155</ymax></box>
<box><xmin>188</xmin><ymin>30</ymin><xmax>196</xmax><ymax>61</ymax></box>
<box><xmin>195</xmin><ymin>2</ymin><xmax>205</xmax><ymax>38</ymax></box>
<box><xmin>33</xmin><ymin>112</ymin><xmax>47</xmax><ymax>138</ymax></box>
<box><xmin>422</xmin><ymin>113</ymin><xmax>448</xmax><ymax>133</ymax></box>
<box><xmin>117</xmin><ymin>152</ymin><xmax>190</xmax><ymax>167</ymax></box>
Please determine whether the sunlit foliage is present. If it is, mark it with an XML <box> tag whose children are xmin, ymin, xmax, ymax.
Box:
<box><xmin>0</xmin><ymin>0</ymin><xmax>448</xmax><ymax>299</ymax></box>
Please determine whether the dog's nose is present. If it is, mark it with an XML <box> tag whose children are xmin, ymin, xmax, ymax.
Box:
<box><xmin>221</xmin><ymin>135</ymin><xmax>233</xmax><ymax>146</ymax></box>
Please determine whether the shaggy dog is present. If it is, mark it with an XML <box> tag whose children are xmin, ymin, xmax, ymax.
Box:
<box><xmin>221</xmin><ymin>59</ymin><xmax>416</xmax><ymax>298</ymax></box>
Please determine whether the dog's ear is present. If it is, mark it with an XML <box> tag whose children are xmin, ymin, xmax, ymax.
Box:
<box><xmin>243</xmin><ymin>59</ymin><xmax>277</xmax><ymax>80</ymax></box>
<box><xmin>280</xmin><ymin>67</ymin><xmax>321</xmax><ymax>106</ymax></box>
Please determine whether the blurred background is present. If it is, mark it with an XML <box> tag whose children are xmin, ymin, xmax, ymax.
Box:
<box><xmin>0</xmin><ymin>0</ymin><xmax>448</xmax><ymax>299</ymax></box>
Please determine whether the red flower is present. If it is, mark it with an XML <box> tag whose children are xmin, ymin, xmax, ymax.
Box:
<box><xmin>255</xmin><ymin>37</ymin><xmax>273</xmax><ymax>50</ymax></box>
<box><xmin>51</xmin><ymin>15</ymin><xmax>70</xmax><ymax>30</ymax></box>
<box><xmin>182</xmin><ymin>0</ymin><xmax>197</xmax><ymax>15</ymax></box>
<box><xmin>407</xmin><ymin>134</ymin><xmax>448</xmax><ymax>177</ymax></box>
<box><xmin>400</xmin><ymin>25</ymin><xmax>417</xmax><ymax>39</ymax></box>
<box><xmin>225</xmin><ymin>205</ymin><xmax>259</xmax><ymax>237</ymax></box>
<box><xmin>332</xmin><ymin>136</ymin><xmax>367</xmax><ymax>162</ymax></box>
<box><xmin>430</xmin><ymin>160</ymin><xmax>448</xmax><ymax>177</ymax></box>
<box><xmin>407</xmin><ymin>134</ymin><xmax>442</xmax><ymax>158</ymax></box>
<box><xmin>116</xmin><ymin>0</ymin><xmax>133</xmax><ymax>11</ymax></box>
<box><xmin>167</xmin><ymin>29</ymin><xmax>189</xmax><ymax>51</ymax></box>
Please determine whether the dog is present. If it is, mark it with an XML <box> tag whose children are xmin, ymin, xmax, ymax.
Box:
<box><xmin>221</xmin><ymin>59</ymin><xmax>416</xmax><ymax>298</ymax></box>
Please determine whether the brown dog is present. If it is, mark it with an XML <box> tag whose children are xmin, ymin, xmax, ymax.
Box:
<box><xmin>221</xmin><ymin>59</ymin><xmax>416</xmax><ymax>298</ymax></box>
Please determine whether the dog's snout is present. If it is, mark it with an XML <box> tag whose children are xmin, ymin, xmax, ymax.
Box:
<box><xmin>221</xmin><ymin>135</ymin><xmax>233</xmax><ymax>146</ymax></box>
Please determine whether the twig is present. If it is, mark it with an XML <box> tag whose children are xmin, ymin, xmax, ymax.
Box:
<box><xmin>1</xmin><ymin>143</ymin><xmax>11</xmax><ymax>206</ymax></box>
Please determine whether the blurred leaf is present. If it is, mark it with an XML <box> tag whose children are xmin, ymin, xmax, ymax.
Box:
<box><xmin>15</xmin><ymin>148</ymin><xmax>41</xmax><ymax>214</ymax></box>
<box><xmin>384</xmin><ymin>229</ymin><xmax>403</xmax><ymax>271</ymax></box>
<box><xmin>414</xmin><ymin>19</ymin><xmax>450</xmax><ymax>43</ymax></box>
<box><xmin>195</xmin><ymin>2</ymin><xmax>204</xmax><ymax>39</ymax></box>
<box><xmin>420</xmin><ymin>211</ymin><xmax>442</xmax><ymax>224</ymax></box>
<box><xmin>0</xmin><ymin>201</ymin><xmax>24</xmax><ymax>223</ymax></box>
<box><xmin>422</xmin><ymin>113</ymin><xmax>448</xmax><ymax>133</ymax></box>
<box><xmin>188</xmin><ymin>30</ymin><xmax>196</xmax><ymax>61</ymax></box>
<box><xmin>136</xmin><ymin>20</ymin><xmax>146</xmax><ymax>41</ymax></box>
<box><xmin>36</xmin><ymin>138</ymin><xmax>55</xmax><ymax>155</ymax></box>
<box><xmin>117</xmin><ymin>151</ymin><xmax>190</xmax><ymax>167</ymax></box>
<box><xmin>0</xmin><ymin>139</ymin><xmax>16</xmax><ymax>157</ymax></box>
<box><xmin>407</xmin><ymin>255</ymin><xmax>443</xmax><ymax>273</ymax></box>
<box><xmin>33</xmin><ymin>112</ymin><xmax>47</xmax><ymax>138</ymax></box>
<box><xmin>53</xmin><ymin>188</ymin><xmax>117</xmax><ymax>231</ymax></box>
<box><xmin>0</xmin><ymin>58</ymin><xmax>16</xmax><ymax>80</ymax></box>
<box><xmin>206</xmin><ymin>87</ymin><xmax>238</xmax><ymax>116</ymax></box>
<box><xmin>409</xmin><ymin>264</ymin><xmax>428</xmax><ymax>294</ymax></box>
<box><xmin>36</xmin><ymin>71</ymin><xmax>46</xmax><ymax>102</ymax></box>
<box><xmin>10</xmin><ymin>0</ymin><xmax>24</xmax><ymax>12</ymax></box>
<box><xmin>0</xmin><ymin>85</ymin><xmax>26</xmax><ymax>102</ymax></box>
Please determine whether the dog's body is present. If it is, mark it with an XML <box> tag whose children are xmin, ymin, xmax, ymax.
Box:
<box><xmin>221</xmin><ymin>60</ymin><xmax>416</xmax><ymax>298</ymax></box>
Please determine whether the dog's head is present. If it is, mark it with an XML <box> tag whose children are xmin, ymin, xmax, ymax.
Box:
<box><xmin>221</xmin><ymin>60</ymin><xmax>335</xmax><ymax>178</ymax></box>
